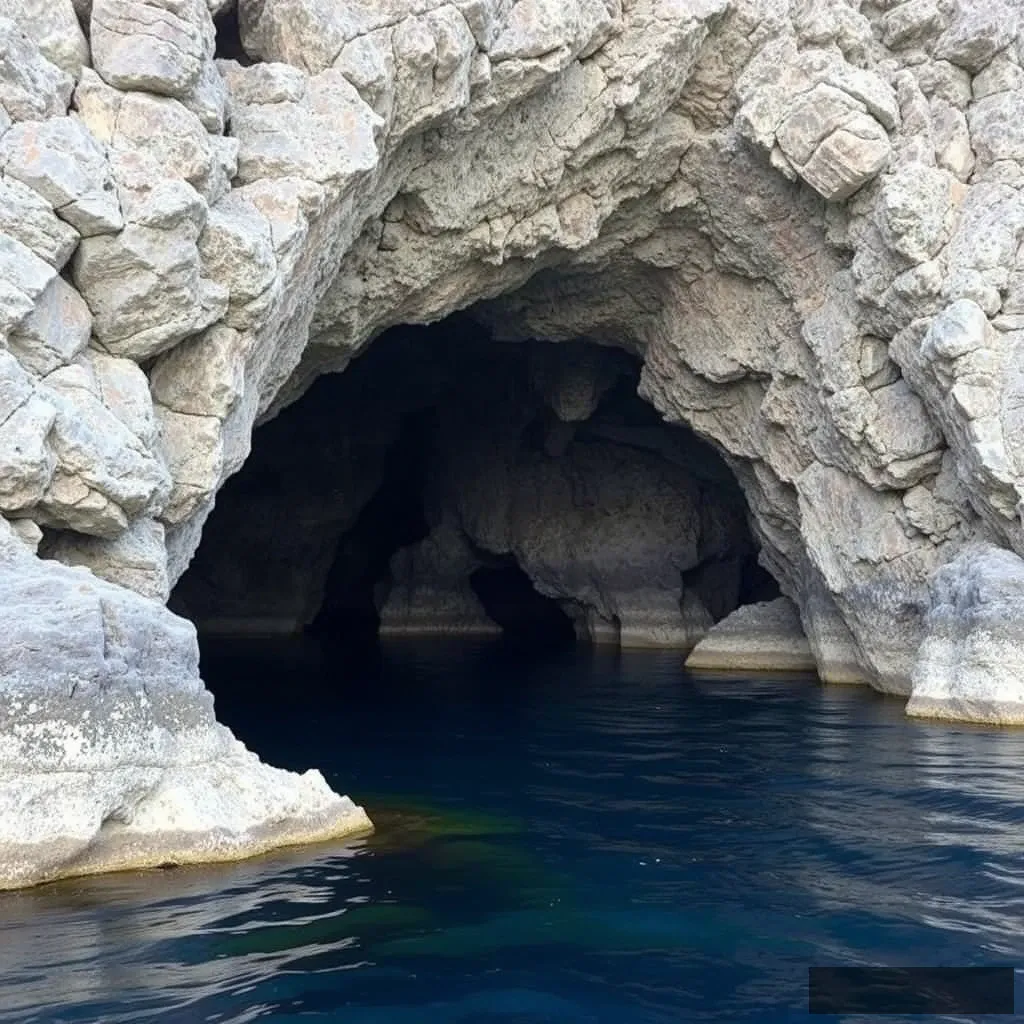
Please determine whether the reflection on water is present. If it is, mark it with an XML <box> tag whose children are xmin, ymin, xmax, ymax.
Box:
<box><xmin>2</xmin><ymin>639</ymin><xmax>1024</xmax><ymax>1023</ymax></box>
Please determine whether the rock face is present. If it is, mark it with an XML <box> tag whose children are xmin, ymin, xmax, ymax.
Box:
<box><xmin>685</xmin><ymin>598</ymin><xmax>816</xmax><ymax>674</ymax></box>
<box><xmin>0</xmin><ymin>518</ymin><xmax>371</xmax><ymax>891</ymax></box>
<box><xmin>0</xmin><ymin>0</ymin><xmax>1022</xmax><ymax>886</ymax></box>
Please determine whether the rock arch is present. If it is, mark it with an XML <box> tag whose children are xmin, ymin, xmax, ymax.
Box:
<box><xmin>1</xmin><ymin>0</ymin><xmax>1022</xmax><ymax>886</ymax></box>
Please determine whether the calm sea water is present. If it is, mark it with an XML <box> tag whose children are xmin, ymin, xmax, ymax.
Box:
<box><xmin>2</xmin><ymin>638</ymin><xmax>1024</xmax><ymax>1023</ymax></box>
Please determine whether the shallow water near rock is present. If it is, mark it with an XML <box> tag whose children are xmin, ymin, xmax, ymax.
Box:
<box><xmin>2</xmin><ymin>638</ymin><xmax>1024</xmax><ymax>1023</ymax></box>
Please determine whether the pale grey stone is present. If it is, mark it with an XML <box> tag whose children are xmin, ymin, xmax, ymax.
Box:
<box><xmin>0</xmin><ymin>233</ymin><xmax>58</xmax><ymax>338</ymax></box>
<box><xmin>0</xmin><ymin>515</ymin><xmax>371</xmax><ymax>892</ymax></box>
<box><xmin>0</xmin><ymin>177</ymin><xmax>80</xmax><ymax>269</ymax></box>
<box><xmin>154</xmin><ymin>403</ymin><xmax>224</xmax><ymax>525</ymax></box>
<box><xmin>111</xmin><ymin>91</ymin><xmax>221</xmax><ymax>201</ymax></box>
<box><xmin>879</xmin><ymin>0</ymin><xmax>944</xmax><ymax>50</ymax></box>
<box><xmin>72</xmin><ymin>180</ymin><xmax>226</xmax><ymax>360</ymax></box>
<box><xmin>933</xmin><ymin>0</ymin><xmax>1019</xmax><ymax>73</ymax></box>
<box><xmin>907</xmin><ymin>545</ymin><xmax>1024</xmax><ymax>723</ymax></box>
<box><xmin>229</xmin><ymin>67</ymin><xmax>381</xmax><ymax>185</ymax></box>
<box><xmin>43</xmin><ymin>516</ymin><xmax>171</xmax><ymax>600</ymax></box>
<box><xmin>776</xmin><ymin>83</ymin><xmax>892</xmax><ymax>200</ymax></box>
<box><xmin>0</xmin><ymin>116</ymin><xmax>122</xmax><ymax>236</ymax></box>
<box><xmin>685</xmin><ymin>598</ymin><xmax>817</xmax><ymax>673</ymax></box>
<box><xmin>0</xmin><ymin>350</ymin><xmax>57</xmax><ymax>513</ymax></box>
<box><xmin>8</xmin><ymin>276</ymin><xmax>92</xmax><ymax>376</ymax></box>
<box><xmin>216</xmin><ymin>60</ymin><xmax>306</xmax><ymax>105</ymax></box>
<box><xmin>197</xmin><ymin>194</ymin><xmax>277</xmax><ymax>329</ymax></box>
<box><xmin>36</xmin><ymin>367</ymin><xmax>172</xmax><ymax>537</ymax></box>
<box><xmin>8</xmin><ymin>517</ymin><xmax>43</xmax><ymax>553</ymax></box>
<box><xmin>0</xmin><ymin>0</ymin><xmax>89</xmax><ymax>80</ymax></box>
<box><xmin>4</xmin><ymin>0</ymin><xmax>1024</xmax><ymax>892</ymax></box>
<box><xmin>91</xmin><ymin>0</ymin><xmax>211</xmax><ymax>99</ymax></box>
<box><xmin>150</xmin><ymin>324</ymin><xmax>246</xmax><ymax>420</ymax></box>
<box><xmin>90</xmin><ymin>350</ymin><xmax>161</xmax><ymax>448</ymax></box>
<box><xmin>0</xmin><ymin>18</ymin><xmax>74</xmax><ymax>121</ymax></box>
<box><xmin>876</xmin><ymin>162</ymin><xmax>956</xmax><ymax>263</ymax></box>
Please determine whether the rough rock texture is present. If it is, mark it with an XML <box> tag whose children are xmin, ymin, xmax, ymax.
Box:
<box><xmin>379</xmin><ymin>520</ymin><xmax>500</xmax><ymax>637</ymax></box>
<box><xmin>1</xmin><ymin>0</ymin><xmax>1024</xmax><ymax>886</ymax></box>
<box><xmin>685</xmin><ymin>598</ymin><xmax>816</xmax><ymax>673</ymax></box>
<box><xmin>0</xmin><ymin>518</ymin><xmax>370</xmax><ymax>891</ymax></box>
<box><xmin>906</xmin><ymin>544</ymin><xmax>1024</xmax><ymax>724</ymax></box>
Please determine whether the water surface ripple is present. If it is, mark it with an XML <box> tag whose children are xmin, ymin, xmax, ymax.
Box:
<box><xmin>2</xmin><ymin>640</ymin><xmax>1023</xmax><ymax>1022</ymax></box>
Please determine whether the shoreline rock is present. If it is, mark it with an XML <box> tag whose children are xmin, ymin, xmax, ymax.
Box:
<box><xmin>685</xmin><ymin>598</ymin><xmax>817</xmax><ymax>674</ymax></box>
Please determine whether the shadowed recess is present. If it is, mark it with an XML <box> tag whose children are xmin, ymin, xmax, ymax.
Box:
<box><xmin>171</xmin><ymin>316</ymin><xmax>777</xmax><ymax>655</ymax></box>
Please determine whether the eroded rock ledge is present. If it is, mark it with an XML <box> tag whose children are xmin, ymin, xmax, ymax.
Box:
<box><xmin>0</xmin><ymin>0</ymin><xmax>1023</xmax><ymax>886</ymax></box>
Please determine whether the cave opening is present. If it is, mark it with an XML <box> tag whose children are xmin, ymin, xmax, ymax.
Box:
<box><xmin>171</xmin><ymin>316</ymin><xmax>778</xmax><ymax>672</ymax></box>
<box><xmin>213</xmin><ymin>7</ymin><xmax>252</xmax><ymax>66</ymax></box>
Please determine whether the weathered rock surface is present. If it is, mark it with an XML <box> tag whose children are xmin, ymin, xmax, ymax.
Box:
<box><xmin>0</xmin><ymin>518</ymin><xmax>370</xmax><ymax>891</ymax></box>
<box><xmin>379</xmin><ymin>521</ymin><xmax>500</xmax><ymax>637</ymax></box>
<box><xmin>906</xmin><ymin>545</ymin><xmax>1024</xmax><ymax>724</ymax></box>
<box><xmin>685</xmin><ymin>598</ymin><xmax>816</xmax><ymax>673</ymax></box>
<box><xmin>0</xmin><ymin>0</ymin><xmax>1023</xmax><ymax>888</ymax></box>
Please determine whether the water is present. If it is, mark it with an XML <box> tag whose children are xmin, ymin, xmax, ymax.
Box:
<box><xmin>2</xmin><ymin>638</ymin><xmax>1024</xmax><ymax>1023</ymax></box>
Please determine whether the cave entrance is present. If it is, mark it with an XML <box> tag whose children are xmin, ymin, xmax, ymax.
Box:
<box><xmin>170</xmin><ymin>316</ymin><xmax>777</xmax><ymax>657</ymax></box>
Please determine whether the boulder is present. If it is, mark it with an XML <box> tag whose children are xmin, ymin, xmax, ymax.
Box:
<box><xmin>685</xmin><ymin>598</ymin><xmax>817</xmax><ymax>673</ymax></box>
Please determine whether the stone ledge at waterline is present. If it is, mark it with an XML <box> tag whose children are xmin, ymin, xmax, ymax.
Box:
<box><xmin>0</xmin><ymin>517</ymin><xmax>372</xmax><ymax>891</ymax></box>
<box><xmin>1</xmin><ymin>0</ymin><xmax>1024</xmax><ymax>887</ymax></box>
<box><xmin>685</xmin><ymin>599</ymin><xmax>817</xmax><ymax>674</ymax></box>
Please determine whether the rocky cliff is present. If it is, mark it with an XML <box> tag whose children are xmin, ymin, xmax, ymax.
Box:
<box><xmin>1</xmin><ymin>0</ymin><xmax>1022</xmax><ymax>887</ymax></box>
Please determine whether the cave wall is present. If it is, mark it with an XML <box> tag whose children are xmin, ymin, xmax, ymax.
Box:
<box><xmin>0</xmin><ymin>0</ymin><xmax>1023</xmax><ymax>886</ymax></box>
<box><xmin>181</xmin><ymin>330</ymin><xmax>758</xmax><ymax>648</ymax></box>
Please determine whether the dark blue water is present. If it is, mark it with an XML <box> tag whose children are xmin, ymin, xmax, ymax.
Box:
<box><xmin>2</xmin><ymin>639</ymin><xmax>1024</xmax><ymax>1023</ymax></box>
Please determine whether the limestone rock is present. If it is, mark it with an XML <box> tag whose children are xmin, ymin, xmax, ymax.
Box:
<box><xmin>91</xmin><ymin>0</ymin><xmax>212</xmax><ymax>99</ymax></box>
<box><xmin>0</xmin><ymin>516</ymin><xmax>371</xmax><ymax>891</ymax></box>
<box><xmin>90</xmin><ymin>350</ymin><xmax>162</xmax><ymax>448</ymax></box>
<box><xmin>0</xmin><ymin>18</ymin><xmax>74</xmax><ymax>122</ymax></box>
<box><xmin>3</xmin><ymin>0</ymin><xmax>1024</xmax><ymax>891</ymax></box>
<box><xmin>43</xmin><ymin>516</ymin><xmax>171</xmax><ymax>600</ymax></box>
<box><xmin>8</xmin><ymin>276</ymin><xmax>91</xmax><ymax>377</ymax></box>
<box><xmin>0</xmin><ymin>178</ymin><xmax>80</xmax><ymax>270</ymax></box>
<box><xmin>0</xmin><ymin>351</ymin><xmax>57</xmax><ymax>513</ymax></box>
<box><xmin>933</xmin><ymin>0</ymin><xmax>1019</xmax><ymax>74</ymax></box>
<box><xmin>228</xmin><ymin>67</ymin><xmax>381</xmax><ymax>186</ymax></box>
<box><xmin>379</xmin><ymin>522</ymin><xmax>499</xmax><ymax>637</ymax></box>
<box><xmin>0</xmin><ymin>117</ymin><xmax>122</xmax><ymax>236</ymax></box>
<box><xmin>0</xmin><ymin>0</ymin><xmax>90</xmax><ymax>81</ymax></box>
<box><xmin>685</xmin><ymin>598</ymin><xmax>816</xmax><ymax>673</ymax></box>
<box><xmin>0</xmin><ymin>233</ymin><xmax>58</xmax><ymax>338</ymax></box>
<box><xmin>776</xmin><ymin>83</ymin><xmax>892</xmax><ymax>201</ymax></box>
<box><xmin>154</xmin><ymin>404</ymin><xmax>224</xmax><ymax>526</ymax></box>
<box><xmin>36</xmin><ymin>366</ymin><xmax>172</xmax><ymax>537</ymax></box>
<box><xmin>72</xmin><ymin>180</ymin><xmax>226</xmax><ymax>360</ymax></box>
<box><xmin>197</xmin><ymin>194</ymin><xmax>277</xmax><ymax>329</ymax></box>
<box><xmin>907</xmin><ymin>545</ymin><xmax>1024</xmax><ymax>723</ymax></box>
<box><xmin>8</xmin><ymin>517</ymin><xmax>44</xmax><ymax>553</ymax></box>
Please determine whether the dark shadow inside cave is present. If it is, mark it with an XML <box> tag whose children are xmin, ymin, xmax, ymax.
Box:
<box><xmin>469</xmin><ymin>564</ymin><xmax>577</xmax><ymax>648</ymax></box>
<box><xmin>213</xmin><ymin>7</ymin><xmax>252</xmax><ymax>65</ymax></box>
<box><xmin>170</xmin><ymin>315</ymin><xmax>779</xmax><ymax>664</ymax></box>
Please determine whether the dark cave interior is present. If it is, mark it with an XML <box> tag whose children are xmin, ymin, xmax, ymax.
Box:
<box><xmin>170</xmin><ymin>317</ymin><xmax>777</xmax><ymax>654</ymax></box>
